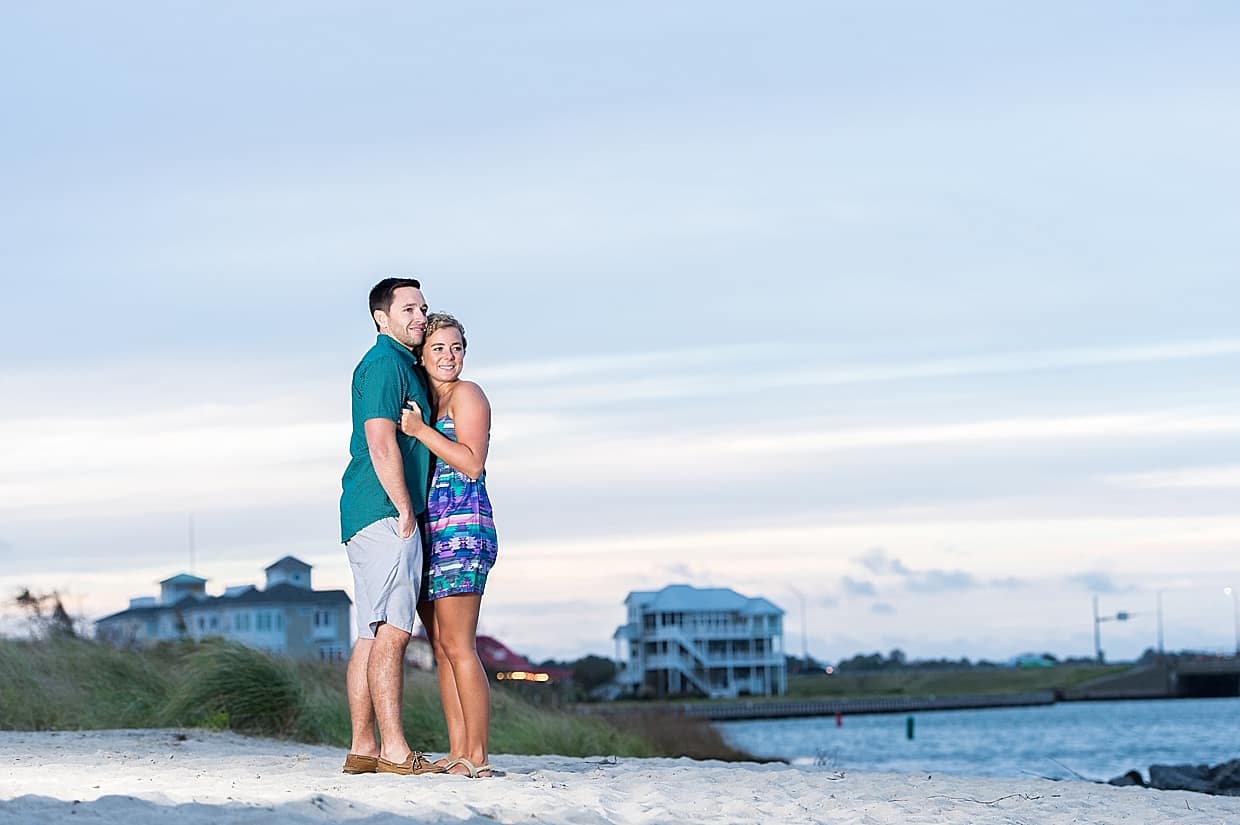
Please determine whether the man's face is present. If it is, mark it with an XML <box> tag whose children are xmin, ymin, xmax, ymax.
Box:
<box><xmin>375</xmin><ymin>286</ymin><xmax>428</xmax><ymax>348</ymax></box>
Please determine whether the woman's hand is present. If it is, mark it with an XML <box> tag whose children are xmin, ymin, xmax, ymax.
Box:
<box><xmin>400</xmin><ymin>400</ymin><xmax>429</xmax><ymax>440</ymax></box>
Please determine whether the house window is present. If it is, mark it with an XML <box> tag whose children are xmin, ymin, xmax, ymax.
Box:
<box><xmin>256</xmin><ymin>612</ymin><xmax>273</xmax><ymax>632</ymax></box>
<box><xmin>313</xmin><ymin>609</ymin><xmax>334</xmax><ymax>628</ymax></box>
<box><xmin>196</xmin><ymin>617</ymin><xmax>206</xmax><ymax>632</ymax></box>
<box><xmin>275</xmin><ymin>613</ymin><xmax>285</xmax><ymax>631</ymax></box>
<box><xmin>209</xmin><ymin>616</ymin><xmax>219</xmax><ymax>630</ymax></box>
<box><xmin>319</xmin><ymin>645</ymin><xmax>346</xmax><ymax>662</ymax></box>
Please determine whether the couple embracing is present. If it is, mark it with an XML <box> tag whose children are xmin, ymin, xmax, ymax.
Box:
<box><xmin>338</xmin><ymin>277</ymin><xmax>498</xmax><ymax>779</ymax></box>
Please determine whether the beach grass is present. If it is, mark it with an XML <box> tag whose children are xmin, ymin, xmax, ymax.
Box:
<box><xmin>0</xmin><ymin>636</ymin><xmax>719</xmax><ymax>759</ymax></box>
<box><xmin>0</xmin><ymin>634</ymin><xmax>174</xmax><ymax>730</ymax></box>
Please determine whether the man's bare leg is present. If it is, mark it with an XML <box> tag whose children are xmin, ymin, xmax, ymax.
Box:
<box><xmin>418</xmin><ymin>601</ymin><xmax>467</xmax><ymax>763</ymax></box>
<box><xmin>436</xmin><ymin>594</ymin><xmax>490</xmax><ymax>775</ymax></box>
<box><xmin>347</xmin><ymin>638</ymin><xmax>378</xmax><ymax>756</ymax></box>
<box><xmin>369</xmin><ymin>622</ymin><xmax>414</xmax><ymax>763</ymax></box>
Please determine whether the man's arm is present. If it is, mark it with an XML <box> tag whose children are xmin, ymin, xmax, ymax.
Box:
<box><xmin>364</xmin><ymin>417</ymin><xmax>415</xmax><ymax>539</ymax></box>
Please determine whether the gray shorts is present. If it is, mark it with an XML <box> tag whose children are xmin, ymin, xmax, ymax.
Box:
<box><xmin>345</xmin><ymin>517</ymin><xmax>423</xmax><ymax>639</ymax></box>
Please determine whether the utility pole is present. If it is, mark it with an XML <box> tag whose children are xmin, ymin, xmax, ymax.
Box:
<box><xmin>1092</xmin><ymin>595</ymin><xmax>1133</xmax><ymax>665</ymax></box>
<box><xmin>1226</xmin><ymin>587</ymin><xmax>1240</xmax><ymax>657</ymax></box>
<box><xmin>1093</xmin><ymin>595</ymin><xmax>1102</xmax><ymax>663</ymax></box>
<box><xmin>1156</xmin><ymin>589</ymin><xmax>1164</xmax><ymax>656</ymax></box>
<box><xmin>789</xmin><ymin>587</ymin><xmax>808</xmax><ymax>669</ymax></box>
<box><xmin>188</xmin><ymin>514</ymin><xmax>197</xmax><ymax>575</ymax></box>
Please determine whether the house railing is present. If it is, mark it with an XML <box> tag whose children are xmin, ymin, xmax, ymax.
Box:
<box><xmin>646</xmin><ymin>625</ymin><xmax>779</xmax><ymax>642</ymax></box>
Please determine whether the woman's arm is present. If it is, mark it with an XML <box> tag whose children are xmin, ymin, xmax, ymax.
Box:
<box><xmin>400</xmin><ymin>382</ymin><xmax>491</xmax><ymax>480</ymax></box>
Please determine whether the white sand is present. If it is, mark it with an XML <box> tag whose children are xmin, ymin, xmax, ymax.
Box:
<box><xmin>1</xmin><ymin>729</ymin><xmax>1236</xmax><ymax>824</ymax></box>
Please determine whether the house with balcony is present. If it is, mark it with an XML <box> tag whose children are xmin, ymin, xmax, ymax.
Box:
<box><xmin>613</xmin><ymin>584</ymin><xmax>787</xmax><ymax>698</ymax></box>
<box><xmin>95</xmin><ymin>556</ymin><xmax>351</xmax><ymax>661</ymax></box>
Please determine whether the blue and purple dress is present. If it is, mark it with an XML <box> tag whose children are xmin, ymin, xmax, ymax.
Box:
<box><xmin>421</xmin><ymin>415</ymin><xmax>498</xmax><ymax>600</ymax></box>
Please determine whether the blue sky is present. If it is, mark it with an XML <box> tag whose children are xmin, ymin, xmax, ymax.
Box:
<box><xmin>2</xmin><ymin>2</ymin><xmax>1239</xmax><ymax>662</ymax></box>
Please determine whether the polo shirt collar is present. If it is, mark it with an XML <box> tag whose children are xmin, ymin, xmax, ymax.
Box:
<box><xmin>377</xmin><ymin>333</ymin><xmax>417</xmax><ymax>362</ymax></box>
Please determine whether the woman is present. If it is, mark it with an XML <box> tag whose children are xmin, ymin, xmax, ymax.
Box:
<box><xmin>400</xmin><ymin>312</ymin><xmax>497</xmax><ymax>778</ymax></box>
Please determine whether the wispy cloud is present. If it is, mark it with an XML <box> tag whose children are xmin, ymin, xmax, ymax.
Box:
<box><xmin>852</xmin><ymin>548</ymin><xmax>976</xmax><ymax>593</ymax></box>
<box><xmin>1106</xmin><ymin>466</ymin><xmax>1240</xmax><ymax>490</ymax></box>
<box><xmin>871</xmin><ymin>602</ymin><xmax>896</xmax><ymax>615</ymax></box>
<box><xmin>905</xmin><ymin>569</ymin><xmax>977</xmax><ymax>594</ymax></box>
<box><xmin>770</xmin><ymin>339</ymin><xmax>1240</xmax><ymax>391</ymax></box>
<box><xmin>467</xmin><ymin>339</ymin><xmax>1240</xmax><ymax>409</ymax></box>
<box><xmin>841</xmin><ymin>576</ymin><xmax>877</xmax><ymax>597</ymax></box>
<box><xmin>855</xmin><ymin>547</ymin><xmax>910</xmax><ymax>576</ymax></box>
<box><xmin>1069</xmin><ymin>572</ymin><xmax>1132</xmax><ymax>595</ymax></box>
<box><xmin>720</xmin><ymin>412</ymin><xmax>1240</xmax><ymax>456</ymax></box>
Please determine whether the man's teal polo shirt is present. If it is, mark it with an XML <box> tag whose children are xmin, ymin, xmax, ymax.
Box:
<box><xmin>340</xmin><ymin>334</ymin><xmax>433</xmax><ymax>543</ymax></box>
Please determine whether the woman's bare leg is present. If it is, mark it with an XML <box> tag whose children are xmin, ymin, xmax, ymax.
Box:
<box><xmin>418</xmin><ymin>600</ymin><xmax>467</xmax><ymax>763</ymax></box>
<box><xmin>434</xmin><ymin>593</ymin><xmax>490</xmax><ymax>774</ymax></box>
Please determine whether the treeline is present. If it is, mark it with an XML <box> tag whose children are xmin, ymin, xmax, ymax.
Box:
<box><xmin>793</xmin><ymin>649</ymin><xmax>1102</xmax><ymax>674</ymax></box>
<box><xmin>534</xmin><ymin>654</ymin><xmax>617</xmax><ymax>694</ymax></box>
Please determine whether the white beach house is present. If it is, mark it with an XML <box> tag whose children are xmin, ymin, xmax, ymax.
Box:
<box><xmin>613</xmin><ymin>585</ymin><xmax>787</xmax><ymax>698</ymax></box>
<box><xmin>95</xmin><ymin>556</ymin><xmax>351</xmax><ymax>661</ymax></box>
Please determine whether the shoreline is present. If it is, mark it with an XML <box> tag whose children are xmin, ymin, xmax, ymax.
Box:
<box><xmin>3</xmin><ymin>729</ymin><xmax>1239</xmax><ymax>824</ymax></box>
<box><xmin>587</xmin><ymin>686</ymin><xmax>1211</xmax><ymax>722</ymax></box>
<box><xmin>585</xmin><ymin>691</ymin><xmax>1057</xmax><ymax>721</ymax></box>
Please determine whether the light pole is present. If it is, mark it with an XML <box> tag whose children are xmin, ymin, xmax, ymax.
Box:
<box><xmin>1156</xmin><ymin>589</ymin><xmax>1164</xmax><ymax>657</ymax></box>
<box><xmin>1225</xmin><ymin>587</ymin><xmax>1240</xmax><ymax>657</ymax></box>
<box><xmin>1093</xmin><ymin>595</ymin><xmax>1101</xmax><ymax>663</ymax></box>
<box><xmin>1154</xmin><ymin>584</ymin><xmax>1240</xmax><ymax>657</ymax></box>
<box><xmin>788</xmin><ymin>587</ymin><xmax>808</xmax><ymax>669</ymax></box>
<box><xmin>1092</xmin><ymin>595</ymin><xmax>1133</xmax><ymax>664</ymax></box>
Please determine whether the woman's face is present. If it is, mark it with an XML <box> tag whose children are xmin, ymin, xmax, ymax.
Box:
<box><xmin>422</xmin><ymin>326</ymin><xmax>465</xmax><ymax>382</ymax></box>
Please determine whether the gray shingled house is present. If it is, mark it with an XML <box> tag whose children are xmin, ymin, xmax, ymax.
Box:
<box><xmin>95</xmin><ymin>556</ymin><xmax>351</xmax><ymax>661</ymax></box>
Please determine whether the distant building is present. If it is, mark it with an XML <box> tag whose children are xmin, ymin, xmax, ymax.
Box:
<box><xmin>402</xmin><ymin>633</ymin><xmax>570</xmax><ymax>682</ymax></box>
<box><xmin>477</xmin><ymin>635</ymin><xmax>573</xmax><ymax>684</ymax></box>
<box><xmin>95</xmin><ymin>556</ymin><xmax>351</xmax><ymax>661</ymax></box>
<box><xmin>613</xmin><ymin>584</ymin><xmax>787</xmax><ymax>698</ymax></box>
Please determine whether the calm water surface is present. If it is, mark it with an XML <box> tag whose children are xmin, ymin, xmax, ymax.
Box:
<box><xmin>716</xmin><ymin>698</ymin><xmax>1240</xmax><ymax>780</ymax></box>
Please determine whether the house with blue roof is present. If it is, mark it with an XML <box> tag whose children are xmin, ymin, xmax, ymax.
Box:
<box><xmin>613</xmin><ymin>584</ymin><xmax>787</xmax><ymax>698</ymax></box>
<box><xmin>95</xmin><ymin>556</ymin><xmax>351</xmax><ymax>661</ymax></box>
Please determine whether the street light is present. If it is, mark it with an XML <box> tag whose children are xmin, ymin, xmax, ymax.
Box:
<box><xmin>1093</xmin><ymin>595</ymin><xmax>1134</xmax><ymax>664</ymax></box>
<box><xmin>1156</xmin><ymin>589</ymin><xmax>1164</xmax><ymax>656</ymax></box>
<box><xmin>788</xmin><ymin>587</ymin><xmax>809</xmax><ymax>669</ymax></box>
<box><xmin>1224</xmin><ymin>587</ymin><xmax>1239</xmax><ymax>657</ymax></box>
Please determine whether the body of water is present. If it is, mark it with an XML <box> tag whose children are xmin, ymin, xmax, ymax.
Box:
<box><xmin>716</xmin><ymin>697</ymin><xmax>1240</xmax><ymax>780</ymax></box>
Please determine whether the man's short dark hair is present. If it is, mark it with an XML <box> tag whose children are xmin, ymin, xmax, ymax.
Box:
<box><xmin>369</xmin><ymin>277</ymin><xmax>422</xmax><ymax>330</ymax></box>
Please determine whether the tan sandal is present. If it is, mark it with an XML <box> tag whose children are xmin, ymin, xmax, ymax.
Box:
<box><xmin>443</xmin><ymin>757</ymin><xmax>493</xmax><ymax>778</ymax></box>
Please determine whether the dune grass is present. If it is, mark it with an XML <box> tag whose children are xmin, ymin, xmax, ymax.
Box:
<box><xmin>0</xmin><ymin>635</ymin><xmax>718</xmax><ymax>759</ymax></box>
<box><xmin>0</xmin><ymin>633</ymin><xmax>174</xmax><ymax>730</ymax></box>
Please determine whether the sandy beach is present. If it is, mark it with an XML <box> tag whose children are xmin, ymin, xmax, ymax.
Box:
<box><xmin>1</xmin><ymin>730</ymin><xmax>1236</xmax><ymax>824</ymax></box>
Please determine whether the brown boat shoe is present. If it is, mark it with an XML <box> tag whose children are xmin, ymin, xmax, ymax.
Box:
<box><xmin>342</xmin><ymin>753</ymin><xmax>379</xmax><ymax>774</ymax></box>
<box><xmin>376</xmin><ymin>752</ymin><xmax>446</xmax><ymax>776</ymax></box>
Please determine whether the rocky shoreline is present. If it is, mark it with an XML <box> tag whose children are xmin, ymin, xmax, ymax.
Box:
<box><xmin>1109</xmin><ymin>758</ymin><xmax>1240</xmax><ymax>796</ymax></box>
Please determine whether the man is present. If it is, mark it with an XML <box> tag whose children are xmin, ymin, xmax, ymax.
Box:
<box><xmin>338</xmin><ymin>277</ymin><xmax>442</xmax><ymax>776</ymax></box>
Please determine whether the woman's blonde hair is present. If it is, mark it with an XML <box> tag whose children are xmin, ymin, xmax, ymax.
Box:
<box><xmin>422</xmin><ymin>312</ymin><xmax>468</xmax><ymax>351</ymax></box>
